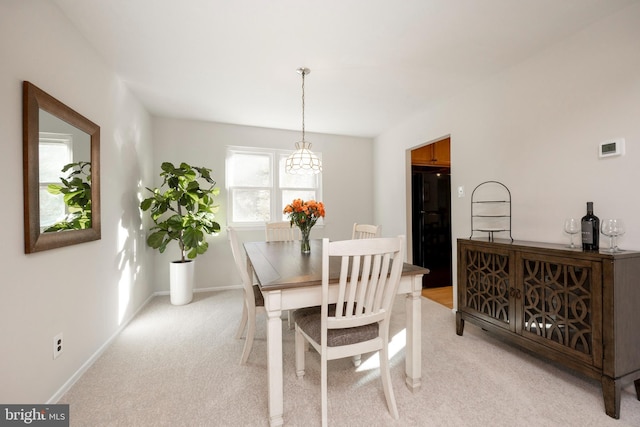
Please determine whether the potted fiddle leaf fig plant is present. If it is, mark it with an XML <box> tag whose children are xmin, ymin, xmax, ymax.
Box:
<box><xmin>140</xmin><ymin>162</ymin><xmax>221</xmax><ymax>305</ymax></box>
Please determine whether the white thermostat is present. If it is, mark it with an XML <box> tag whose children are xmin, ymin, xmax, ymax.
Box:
<box><xmin>599</xmin><ymin>138</ymin><xmax>625</xmax><ymax>158</ymax></box>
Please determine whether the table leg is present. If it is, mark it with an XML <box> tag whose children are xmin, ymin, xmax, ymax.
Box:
<box><xmin>404</xmin><ymin>281</ymin><xmax>422</xmax><ymax>391</ymax></box>
<box><xmin>264</xmin><ymin>290</ymin><xmax>284</xmax><ymax>427</ymax></box>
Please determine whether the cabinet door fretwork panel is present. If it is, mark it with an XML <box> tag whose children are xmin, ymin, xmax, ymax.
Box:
<box><xmin>520</xmin><ymin>255</ymin><xmax>602</xmax><ymax>366</ymax></box>
<box><xmin>457</xmin><ymin>238</ymin><xmax>639</xmax><ymax>419</ymax></box>
<box><xmin>463</xmin><ymin>248</ymin><xmax>512</xmax><ymax>327</ymax></box>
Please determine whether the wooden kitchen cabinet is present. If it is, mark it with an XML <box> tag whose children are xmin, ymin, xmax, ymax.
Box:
<box><xmin>456</xmin><ymin>238</ymin><xmax>640</xmax><ymax>419</ymax></box>
<box><xmin>411</xmin><ymin>138</ymin><xmax>450</xmax><ymax>166</ymax></box>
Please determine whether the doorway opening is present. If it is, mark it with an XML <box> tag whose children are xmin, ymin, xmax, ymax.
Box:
<box><xmin>409</xmin><ymin>137</ymin><xmax>453</xmax><ymax>308</ymax></box>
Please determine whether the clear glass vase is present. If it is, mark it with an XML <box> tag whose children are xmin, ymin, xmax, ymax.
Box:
<box><xmin>300</xmin><ymin>226</ymin><xmax>311</xmax><ymax>254</ymax></box>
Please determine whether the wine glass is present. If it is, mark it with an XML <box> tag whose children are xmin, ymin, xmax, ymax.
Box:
<box><xmin>601</xmin><ymin>219</ymin><xmax>615</xmax><ymax>252</ymax></box>
<box><xmin>601</xmin><ymin>219</ymin><xmax>625</xmax><ymax>253</ymax></box>
<box><xmin>613</xmin><ymin>219</ymin><xmax>625</xmax><ymax>252</ymax></box>
<box><xmin>564</xmin><ymin>218</ymin><xmax>580</xmax><ymax>249</ymax></box>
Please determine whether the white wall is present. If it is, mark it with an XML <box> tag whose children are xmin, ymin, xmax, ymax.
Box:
<box><xmin>374</xmin><ymin>3</ymin><xmax>640</xmax><ymax>307</ymax></box>
<box><xmin>0</xmin><ymin>1</ymin><xmax>154</xmax><ymax>403</ymax></box>
<box><xmin>150</xmin><ymin>117</ymin><xmax>375</xmax><ymax>292</ymax></box>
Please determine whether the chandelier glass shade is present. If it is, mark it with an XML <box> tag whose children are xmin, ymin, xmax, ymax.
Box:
<box><xmin>285</xmin><ymin>68</ymin><xmax>322</xmax><ymax>175</ymax></box>
<box><xmin>285</xmin><ymin>141</ymin><xmax>322</xmax><ymax>175</ymax></box>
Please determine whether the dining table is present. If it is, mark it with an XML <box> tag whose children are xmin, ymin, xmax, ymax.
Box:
<box><xmin>243</xmin><ymin>238</ymin><xmax>429</xmax><ymax>427</ymax></box>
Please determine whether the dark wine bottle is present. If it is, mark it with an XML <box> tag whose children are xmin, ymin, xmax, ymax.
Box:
<box><xmin>581</xmin><ymin>201</ymin><xmax>599</xmax><ymax>251</ymax></box>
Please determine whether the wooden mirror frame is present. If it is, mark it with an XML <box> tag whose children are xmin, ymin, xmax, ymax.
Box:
<box><xmin>23</xmin><ymin>81</ymin><xmax>101</xmax><ymax>253</ymax></box>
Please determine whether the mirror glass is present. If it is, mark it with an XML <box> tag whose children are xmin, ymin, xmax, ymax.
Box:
<box><xmin>23</xmin><ymin>81</ymin><xmax>101</xmax><ymax>253</ymax></box>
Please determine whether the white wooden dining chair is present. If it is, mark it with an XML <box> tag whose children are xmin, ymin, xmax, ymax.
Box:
<box><xmin>228</xmin><ymin>227</ymin><xmax>265</xmax><ymax>364</ymax></box>
<box><xmin>265</xmin><ymin>221</ymin><xmax>300</xmax><ymax>328</ymax></box>
<box><xmin>294</xmin><ymin>236</ymin><xmax>405</xmax><ymax>426</ymax></box>
<box><xmin>352</xmin><ymin>223</ymin><xmax>381</xmax><ymax>239</ymax></box>
<box><xmin>265</xmin><ymin>221</ymin><xmax>300</xmax><ymax>242</ymax></box>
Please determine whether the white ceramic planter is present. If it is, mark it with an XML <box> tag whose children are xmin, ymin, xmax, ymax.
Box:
<box><xmin>169</xmin><ymin>260</ymin><xmax>194</xmax><ymax>305</ymax></box>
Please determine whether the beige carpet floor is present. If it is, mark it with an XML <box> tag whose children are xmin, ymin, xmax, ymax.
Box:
<box><xmin>61</xmin><ymin>290</ymin><xmax>640</xmax><ymax>426</ymax></box>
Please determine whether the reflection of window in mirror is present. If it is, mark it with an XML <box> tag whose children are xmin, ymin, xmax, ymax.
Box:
<box><xmin>39</xmin><ymin>132</ymin><xmax>72</xmax><ymax>230</ymax></box>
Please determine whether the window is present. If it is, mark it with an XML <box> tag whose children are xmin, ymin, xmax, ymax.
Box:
<box><xmin>38</xmin><ymin>132</ymin><xmax>73</xmax><ymax>230</ymax></box>
<box><xmin>226</xmin><ymin>146</ymin><xmax>322</xmax><ymax>226</ymax></box>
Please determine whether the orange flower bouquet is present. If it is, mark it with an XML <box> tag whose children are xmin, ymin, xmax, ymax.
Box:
<box><xmin>283</xmin><ymin>199</ymin><xmax>325</xmax><ymax>253</ymax></box>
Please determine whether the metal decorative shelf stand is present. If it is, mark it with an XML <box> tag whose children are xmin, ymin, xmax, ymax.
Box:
<box><xmin>470</xmin><ymin>180</ymin><xmax>513</xmax><ymax>242</ymax></box>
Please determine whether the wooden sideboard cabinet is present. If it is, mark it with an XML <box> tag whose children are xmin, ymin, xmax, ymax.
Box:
<box><xmin>456</xmin><ymin>238</ymin><xmax>640</xmax><ymax>418</ymax></box>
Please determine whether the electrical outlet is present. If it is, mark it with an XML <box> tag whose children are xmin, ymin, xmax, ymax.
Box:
<box><xmin>457</xmin><ymin>186</ymin><xmax>465</xmax><ymax>198</ymax></box>
<box><xmin>53</xmin><ymin>333</ymin><xmax>63</xmax><ymax>359</ymax></box>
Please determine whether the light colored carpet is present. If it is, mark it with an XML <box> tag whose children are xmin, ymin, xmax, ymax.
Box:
<box><xmin>61</xmin><ymin>290</ymin><xmax>640</xmax><ymax>426</ymax></box>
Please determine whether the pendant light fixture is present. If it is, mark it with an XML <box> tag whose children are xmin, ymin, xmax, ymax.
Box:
<box><xmin>285</xmin><ymin>67</ymin><xmax>322</xmax><ymax>175</ymax></box>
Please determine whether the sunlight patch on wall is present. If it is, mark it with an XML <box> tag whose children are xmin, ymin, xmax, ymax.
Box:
<box><xmin>117</xmin><ymin>222</ymin><xmax>132</xmax><ymax>324</ymax></box>
<box><xmin>118</xmin><ymin>264</ymin><xmax>132</xmax><ymax>324</ymax></box>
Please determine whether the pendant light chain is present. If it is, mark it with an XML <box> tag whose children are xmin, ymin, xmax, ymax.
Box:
<box><xmin>301</xmin><ymin>69</ymin><xmax>306</xmax><ymax>142</ymax></box>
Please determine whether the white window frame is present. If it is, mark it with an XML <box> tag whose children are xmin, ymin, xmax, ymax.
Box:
<box><xmin>226</xmin><ymin>146</ymin><xmax>323</xmax><ymax>228</ymax></box>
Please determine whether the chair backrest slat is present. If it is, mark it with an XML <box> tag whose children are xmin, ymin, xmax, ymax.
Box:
<box><xmin>265</xmin><ymin>221</ymin><xmax>300</xmax><ymax>242</ymax></box>
<box><xmin>336</xmin><ymin>256</ymin><xmax>349</xmax><ymax>317</ymax></box>
<box><xmin>355</xmin><ymin>254</ymin><xmax>372</xmax><ymax>315</ymax></box>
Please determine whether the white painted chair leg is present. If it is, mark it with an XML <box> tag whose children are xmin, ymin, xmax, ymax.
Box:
<box><xmin>287</xmin><ymin>310</ymin><xmax>294</xmax><ymax>330</ymax></box>
<box><xmin>240</xmin><ymin>306</ymin><xmax>256</xmax><ymax>364</ymax></box>
<box><xmin>379</xmin><ymin>343</ymin><xmax>399</xmax><ymax>419</ymax></box>
<box><xmin>295</xmin><ymin>327</ymin><xmax>306</xmax><ymax>378</ymax></box>
<box><xmin>235</xmin><ymin>301</ymin><xmax>248</xmax><ymax>339</ymax></box>
<box><xmin>321</xmin><ymin>352</ymin><xmax>328</xmax><ymax>427</ymax></box>
<box><xmin>352</xmin><ymin>354</ymin><xmax>361</xmax><ymax>367</ymax></box>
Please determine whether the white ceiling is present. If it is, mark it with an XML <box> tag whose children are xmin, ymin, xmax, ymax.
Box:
<box><xmin>54</xmin><ymin>0</ymin><xmax>636</xmax><ymax>138</ymax></box>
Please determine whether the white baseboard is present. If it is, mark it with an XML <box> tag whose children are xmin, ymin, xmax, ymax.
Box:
<box><xmin>154</xmin><ymin>284</ymin><xmax>242</xmax><ymax>296</ymax></box>
<box><xmin>194</xmin><ymin>285</ymin><xmax>242</xmax><ymax>293</ymax></box>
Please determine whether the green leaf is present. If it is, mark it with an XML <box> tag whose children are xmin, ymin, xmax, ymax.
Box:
<box><xmin>147</xmin><ymin>230</ymin><xmax>167</xmax><ymax>249</ymax></box>
<box><xmin>47</xmin><ymin>184</ymin><xmax>63</xmax><ymax>195</ymax></box>
<box><xmin>140</xmin><ymin>198</ymin><xmax>153</xmax><ymax>211</ymax></box>
<box><xmin>161</xmin><ymin>162</ymin><xmax>175</xmax><ymax>173</ymax></box>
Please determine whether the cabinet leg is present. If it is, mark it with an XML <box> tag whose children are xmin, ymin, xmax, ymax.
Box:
<box><xmin>635</xmin><ymin>379</ymin><xmax>640</xmax><ymax>401</ymax></box>
<box><xmin>456</xmin><ymin>312</ymin><xmax>464</xmax><ymax>336</ymax></box>
<box><xmin>601</xmin><ymin>376</ymin><xmax>621</xmax><ymax>419</ymax></box>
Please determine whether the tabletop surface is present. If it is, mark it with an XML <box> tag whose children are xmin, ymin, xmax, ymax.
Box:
<box><xmin>244</xmin><ymin>239</ymin><xmax>429</xmax><ymax>291</ymax></box>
